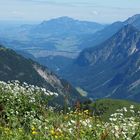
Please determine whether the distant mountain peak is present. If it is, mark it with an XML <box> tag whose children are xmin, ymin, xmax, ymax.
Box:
<box><xmin>125</xmin><ymin>14</ymin><xmax>140</xmax><ymax>25</ymax></box>
<box><xmin>52</xmin><ymin>16</ymin><xmax>75</xmax><ymax>21</ymax></box>
<box><xmin>41</xmin><ymin>16</ymin><xmax>75</xmax><ymax>24</ymax></box>
<box><xmin>39</xmin><ymin>16</ymin><xmax>104</xmax><ymax>27</ymax></box>
<box><xmin>33</xmin><ymin>16</ymin><xmax>104</xmax><ymax>36</ymax></box>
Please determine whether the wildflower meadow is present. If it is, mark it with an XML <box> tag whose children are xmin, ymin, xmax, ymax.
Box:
<box><xmin>0</xmin><ymin>80</ymin><xmax>140</xmax><ymax>140</ymax></box>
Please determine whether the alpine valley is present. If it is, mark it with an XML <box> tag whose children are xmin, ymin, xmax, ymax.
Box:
<box><xmin>59</xmin><ymin>15</ymin><xmax>140</xmax><ymax>102</ymax></box>
<box><xmin>1</xmin><ymin>14</ymin><xmax>140</xmax><ymax>103</ymax></box>
<box><xmin>2</xmin><ymin>1</ymin><xmax>140</xmax><ymax>139</ymax></box>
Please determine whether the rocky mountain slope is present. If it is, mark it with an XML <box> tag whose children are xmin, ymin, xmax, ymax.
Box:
<box><xmin>61</xmin><ymin>25</ymin><xmax>140</xmax><ymax>102</ymax></box>
<box><xmin>0</xmin><ymin>45</ymin><xmax>84</xmax><ymax>105</ymax></box>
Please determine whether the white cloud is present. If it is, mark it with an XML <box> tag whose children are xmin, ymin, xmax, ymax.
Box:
<box><xmin>92</xmin><ymin>11</ymin><xmax>99</xmax><ymax>16</ymax></box>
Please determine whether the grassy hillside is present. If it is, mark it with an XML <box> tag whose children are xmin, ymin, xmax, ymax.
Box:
<box><xmin>0</xmin><ymin>80</ymin><xmax>140</xmax><ymax>140</ymax></box>
<box><xmin>91</xmin><ymin>99</ymin><xmax>140</xmax><ymax>121</ymax></box>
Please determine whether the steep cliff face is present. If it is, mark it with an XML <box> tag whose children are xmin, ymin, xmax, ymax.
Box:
<box><xmin>61</xmin><ymin>25</ymin><xmax>140</xmax><ymax>102</ymax></box>
<box><xmin>77</xmin><ymin>25</ymin><xmax>140</xmax><ymax>66</ymax></box>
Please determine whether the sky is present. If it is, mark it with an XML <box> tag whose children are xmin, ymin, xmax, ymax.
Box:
<box><xmin>0</xmin><ymin>0</ymin><xmax>140</xmax><ymax>23</ymax></box>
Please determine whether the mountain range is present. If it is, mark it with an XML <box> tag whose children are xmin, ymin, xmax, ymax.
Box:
<box><xmin>0</xmin><ymin>17</ymin><xmax>105</xmax><ymax>58</ymax></box>
<box><xmin>25</xmin><ymin>14</ymin><xmax>140</xmax><ymax>76</ymax></box>
<box><xmin>1</xmin><ymin>14</ymin><xmax>140</xmax><ymax>103</ymax></box>
<box><xmin>79</xmin><ymin>14</ymin><xmax>140</xmax><ymax>49</ymax></box>
<box><xmin>1</xmin><ymin>14</ymin><xmax>140</xmax><ymax>59</ymax></box>
<box><xmin>31</xmin><ymin>14</ymin><xmax>140</xmax><ymax>75</ymax></box>
<box><xmin>60</xmin><ymin>25</ymin><xmax>140</xmax><ymax>102</ymax></box>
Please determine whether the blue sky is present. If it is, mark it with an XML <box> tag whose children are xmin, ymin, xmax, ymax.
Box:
<box><xmin>0</xmin><ymin>0</ymin><xmax>140</xmax><ymax>23</ymax></box>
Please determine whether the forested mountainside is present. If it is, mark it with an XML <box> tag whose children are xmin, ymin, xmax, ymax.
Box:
<box><xmin>0</xmin><ymin>45</ymin><xmax>84</xmax><ymax>105</ymax></box>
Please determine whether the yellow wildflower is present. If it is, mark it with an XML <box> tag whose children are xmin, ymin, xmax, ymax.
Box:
<box><xmin>84</xmin><ymin>110</ymin><xmax>89</xmax><ymax>115</ymax></box>
<box><xmin>31</xmin><ymin>126</ymin><xmax>36</xmax><ymax>131</ymax></box>
<box><xmin>55</xmin><ymin>135</ymin><xmax>58</xmax><ymax>139</ymax></box>
<box><xmin>50</xmin><ymin>129</ymin><xmax>55</xmax><ymax>135</ymax></box>
<box><xmin>18</xmin><ymin>128</ymin><xmax>23</xmax><ymax>133</ymax></box>
<box><xmin>32</xmin><ymin>131</ymin><xmax>38</xmax><ymax>135</ymax></box>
